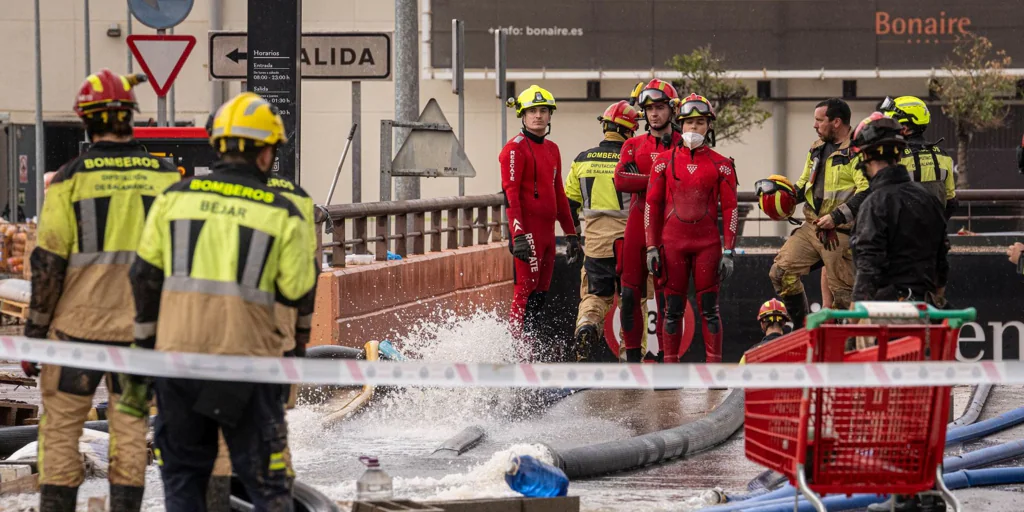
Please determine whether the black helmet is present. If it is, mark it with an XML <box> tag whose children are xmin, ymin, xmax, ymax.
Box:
<box><xmin>851</xmin><ymin>112</ymin><xmax>907</xmax><ymax>164</ymax></box>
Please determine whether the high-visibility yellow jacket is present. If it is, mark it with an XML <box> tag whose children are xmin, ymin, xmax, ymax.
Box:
<box><xmin>901</xmin><ymin>135</ymin><xmax>956</xmax><ymax>208</ymax></box>
<box><xmin>131</xmin><ymin>161</ymin><xmax>316</xmax><ymax>357</ymax></box>
<box><xmin>795</xmin><ymin>137</ymin><xmax>870</xmax><ymax>228</ymax></box>
<box><xmin>266</xmin><ymin>176</ymin><xmax>318</xmax><ymax>354</ymax></box>
<box><xmin>26</xmin><ymin>140</ymin><xmax>181</xmax><ymax>342</ymax></box>
<box><xmin>565</xmin><ymin>136</ymin><xmax>629</xmax><ymax>258</ymax></box>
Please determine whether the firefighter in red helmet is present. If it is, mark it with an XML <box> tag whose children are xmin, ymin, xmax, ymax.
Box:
<box><xmin>24</xmin><ymin>69</ymin><xmax>181</xmax><ymax>511</ymax></box>
<box><xmin>612</xmin><ymin>79</ymin><xmax>681</xmax><ymax>362</ymax></box>
<box><xmin>645</xmin><ymin>93</ymin><xmax>738</xmax><ymax>363</ymax></box>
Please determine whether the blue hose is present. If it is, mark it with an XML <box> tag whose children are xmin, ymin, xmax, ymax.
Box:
<box><xmin>945</xmin><ymin>439</ymin><xmax>1024</xmax><ymax>472</ymax></box>
<box><xmin>738</xmin><ymin>467</ymin><xmax>1024</xmax><ymax>512</ymax></box>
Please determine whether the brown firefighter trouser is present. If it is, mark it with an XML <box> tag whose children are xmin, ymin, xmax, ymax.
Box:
<box><xmin>770</xmin><ymin>223</ymin><xmax>855</xmax><ymax>309</ymax></box>
<box><xmin>39</xmin><ymin>363</ymin><xmax>148</xmax><ymax>487</ymax></box>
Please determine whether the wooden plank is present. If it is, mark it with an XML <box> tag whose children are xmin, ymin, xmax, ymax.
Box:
<box><xmin>0</xmin><ymin>473</ymin><xmax>38</xmax><ymax>496</ymax></box>
<box><xmin>0</xmin><ymin>300</ymin><xmax>28</xmax><ymax>320</ymax></box>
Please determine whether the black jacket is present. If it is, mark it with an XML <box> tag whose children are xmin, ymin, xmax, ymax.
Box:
<box><xmin>850</xmin><ymin>164</ymin><xmax>950</xmax><ymax>302</ymax></box>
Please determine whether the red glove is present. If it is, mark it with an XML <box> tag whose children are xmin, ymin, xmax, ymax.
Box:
<box><xmin>21</xmin><ymin>361</ymin><xmax>39</xmax><ymax>378</ymax></box>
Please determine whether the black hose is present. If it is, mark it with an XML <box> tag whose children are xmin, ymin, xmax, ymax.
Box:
<box><xmin>547</xmin><ymin>389</ymin><xmax>745</xmax><ymax>479</ymax></box>
<box><xmin>429</xmin><ymin>426</ymin><xmax>486</xmax><ymax>458</ymax></box>
<box><xmin>229</xmin><ymin>478</ymin><xmax>339</xmax><ymax>512</ymax></box>
<box><xmin>0</xmin><ymin>421</ymin><xmax>109</xmax><ymax>458</ymax></box>
<box><xmin>305</xmin><ymin>345</ymin><xmax>365</xmax><ymax>359</ymax></box>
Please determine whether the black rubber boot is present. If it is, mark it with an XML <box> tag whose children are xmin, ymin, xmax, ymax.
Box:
<box><xmin>917</xmin><ymin>494</ymin><xmax>945</xmax><ymax>512</ymax></box>
<box><xmin>109</xmin><ymin>484</ymin><xmax>145</xmax><ymax>512</ymax></box>
<box><xmin>867</xmin><ymin>495</ymin><xmax>921</xmax><ymax>512</ymax></box>
<box><xmin>39</xmin><ymin>484</ymin><xmax>79</xmax><ymax>512</ymax></box>
<box><xmin>206</xmin><ymin>475</ymin><xmax>232</xmax><ymax>512</ymax></box>
<box><xmin>574</xmin><ymin>324</ymin><xmax>599</xmax><ymax>362</ymax></box>
<box><xmin>625</xmin><ymin>348</ymin><xmax>643</xmax><ymax>363</ymax></box>
<box><xmin>781</xmin><ymin>292</ymin><xmax>809</xmax><ymax>330</ymax></box>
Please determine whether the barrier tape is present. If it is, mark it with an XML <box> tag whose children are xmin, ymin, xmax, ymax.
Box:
<box><xmin>0</xmin><ymin>335</ymin><xmax>1015</xmax><ymax>390</ymax></box>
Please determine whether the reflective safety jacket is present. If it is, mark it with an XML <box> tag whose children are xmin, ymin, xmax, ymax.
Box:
<box><xmin>266</xmin><ymin>176</ymin><xmax>318</xmax><ymax>354</ymax></box>
<box><xmin>131</xmin><ymin>161</ymin><xmax>317</xmax><ymax>357</ymax></box>
<box><xmin>26</xmin><ymin>140</ymin><xmax>181</xmax><ymax>342</ymax></box>
<box><xmin>900</xmin><ymin>134</ymin><xmax>955</xmax><ymax>210</ymax></box>
<box><xmin>795</xmin><ymin>137</ymin><xmax>870</xmax><ymax>229</ymax></box>
<box><xmin>565</xmin><ymin>136</ymin><xmax>629</xmax><ymax>258</ymax></box>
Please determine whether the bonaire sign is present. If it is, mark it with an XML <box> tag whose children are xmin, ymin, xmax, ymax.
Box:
<box><xmin>209</xmin><ymin>31</ymin><xmax>392</xmax><ymax>81</ymax></box>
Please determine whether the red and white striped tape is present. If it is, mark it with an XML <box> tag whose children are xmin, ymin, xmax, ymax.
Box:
<box><xmin>0</xmin><ymin>336</ymin><xmax>1015</xmax><ymax>390</ymax></box>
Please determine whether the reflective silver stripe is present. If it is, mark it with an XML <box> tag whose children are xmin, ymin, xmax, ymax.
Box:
<box><xmin>579</xmin><ymin>178</ymin><xmax>590</xmax><ymax>209</ymax></box>
<box><xmin>27</xmin><ymin>309</ymin><xmax>51</xmax><ymax>325</ymax></box>
<box><xmin>69</xmin><ymin>251</ymin><xmax>135</xmax><ymax>267</ymax></box>
<box><xmin>297</xmin><ymin>314</ymin><xmax>313</xmax><ymax>330</ymax></box>
<box><xmin>582</xmin><ymin>208</ymin><xmax>629</xmax><ymax>219</ymax></box>
<box><xmin>164</xmin><ymin>276</ymin><xmax>274</xmax><ymax>307</ymax></box>
<box><xmin>836</xmin><ymin>203</ymin><xmax>853</xmax><ymax>225</ymax></box>
<box><xmin>225</xmin><ymin>126</ymin><xmax>273</xmax><ymax>140</ymax></box>
<box><xmin>243</xmin><ymin>98</ymin><xmax>268</xmax><ymax>116</ymax></box>
<box><xmin>78</xmin><ymin>198</ymin><xmax>99</xmax><ymax>253</ymax></box>
<box><xmin>134</xmin><ymin>322</ymin><xmax>157</xmax><ymax>339</ymax></box>
<box><xmin>172</xmin><ymin>219</ymin><xmax>191</xmax><ymax>277</ymax></box>
<box><xmin>240</xmin><ymin>230</ymin><xmax>272</xmax><ymax>288</ymax></box>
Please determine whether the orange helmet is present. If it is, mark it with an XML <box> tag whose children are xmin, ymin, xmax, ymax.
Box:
<box><xmin>676</xmin><ymin>93</ymin><xmax>716</xmax><ymax>121</ymax></box>
<box><xmin>74</xmin><ymin>69</ymin><xmax>145</xmax><ymax>118</ymax></box>
<box><xmin>598</xmin><ymin>101</ymin><xmax>640</xmax><ymax>132</ymax></box>
<box><xmin>754</xmin><ymin>174</ymin><xmax>798</xmax><ymax>221</ymax></box>
<box><xmin>635</xmin><ymin>79</ymin><xmax>679</xmax><ymax>108</ymax></box>
<box><xmin>758</xmin><ymin>299</ymin><xmax>790</xmax><ymax>324</ymax></box>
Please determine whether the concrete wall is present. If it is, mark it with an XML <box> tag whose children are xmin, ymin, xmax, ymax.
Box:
<box><xmin>0</xmin><ymin>1</ymin><xmax>936</xmax><ymax>237</ymax></box>
<box><xmin>310</xmin><ymin>242</ymin><xmax>512</xmax><ymax>347</ymax></box>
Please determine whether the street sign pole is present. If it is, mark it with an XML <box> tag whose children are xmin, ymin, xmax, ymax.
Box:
<box><xmin>352</xmin><ymin>80</ymin><xmax>362</xmax><ymax>203</ymax></box>
<box><xmin>156</xmin><ymin>29</ymin><xmax>167</xmax><ymax>127</ymax></box>
<box><xmin>496</xmin><ymin>30</ymin><xmax>507</xmax><ymax>147</ymax></box>
<box><xmin>452</xmin><ymin>19</ymin><xmax>465</xmax><ymax>196</ymax></box>
<box><xmin>247</xmin><ymin>0</ymin><xmax>301</xmax><ymax>182</ymax></box>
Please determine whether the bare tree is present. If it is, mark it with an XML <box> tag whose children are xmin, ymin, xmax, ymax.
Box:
<box><xmin>667</xmin><ymin>45</ymin><xmax>771</xmax><ymax>143</ymax></box>
<box><xmin>935</xmin><ymin>32</ymin><xmax>1016</xmax><ymax>188</ymax></box>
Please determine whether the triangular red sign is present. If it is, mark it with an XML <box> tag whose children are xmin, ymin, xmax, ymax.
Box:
<box><xmin>126</xmin><ymin>34</ymin><xmax>196</xmax><ymax>97</ymax></box>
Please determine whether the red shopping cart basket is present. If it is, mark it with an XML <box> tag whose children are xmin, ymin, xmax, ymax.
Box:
<box><xmin>743</xmin><ymin>302</ymin><xmax>976</xmax><ymax>511</ymax></box>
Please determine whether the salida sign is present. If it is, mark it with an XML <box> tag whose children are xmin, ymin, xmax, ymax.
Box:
<box><xmin>431</xmin><ymin>0</ymin><xmax>1021</xmax><ymax>71</ymax></box>
<box><xmin>209</xmin><ymin>31</ymin><xmax>392</xmax><ymax>81</ymax></box>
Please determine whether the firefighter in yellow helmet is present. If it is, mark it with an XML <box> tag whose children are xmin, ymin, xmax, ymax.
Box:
<box><xmin>879</xmin><ymin>95</ymin><xmax>957</xmax><ymax>219</ymax></box>
<box><xmin>23</xmin><ymin>69</ymin><xmax>180</xmax><ymax>512</ymax></box>
<box><xmin>129</xmin><ymin>92</ymin><xmax>316</xmax><ymax>511</ymax></box>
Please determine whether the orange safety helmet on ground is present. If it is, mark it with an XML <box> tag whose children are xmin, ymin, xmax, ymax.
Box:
<box><xmin>633</xmin><ymin>79</ymin><xmax>679</xmax><ymax>109</ymax></box>
<box><xmin>757</xmin><ymin>298</ymin><xmax>791</xmax><ymax>325</ymax></box>
<box><xmin>754</xmin><ymin>174</ymin><xmax>798</xmax><ymax>221</ymax></box>
<box><xmin>74</xmin><ymin>69</ymin><xmax>146</xmax><ymax>117</ymax></box>
<box><xmin>676</xmin><ymin>93</ymin><xmax>716</xmax><ymax>121</ymax></box>
<box><xmin>598</xmin><ymin>101</ymin><xmax>640</xmax><ymax>133</ymax></box>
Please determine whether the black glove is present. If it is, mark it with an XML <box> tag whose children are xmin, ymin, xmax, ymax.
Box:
<box><xmin>719</xmin><ymin>250</ymin><xmax>735</xmax><ymax>282</ymax></box>
<box><xmin>510</xmin><ymin>235</ymin><xmax>531</xmax><ymax>262</ymax></box>
<box><xmin>816</xmin><ymin>228</ymin><xmax>839</xmax><ymax>251</ymax></box>
<box><xmin>646</xmin><ymin>247</ymin><xmax>662</xmax><ymax>278</ymax></box>
<box><xmin>23</xmin><ymin>320</ymin><xmax>49</xmax><ymax>340</ymax></box>
<box><xmin>565</xmin><ymin>235</ymin><xmax>581</xmax><ymax>264</ymax></box>
<box><xmin>944</xmin><ymin>196</ymin><xmax>958</xmax><ymax>222</ymax></box>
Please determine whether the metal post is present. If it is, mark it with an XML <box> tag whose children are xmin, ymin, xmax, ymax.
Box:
<box><xmin>772</xmin><ymin>79</ymin><xmax>788</xmax><ymax>237</ymax></box>
<box><xmin>156</xmin><ymin>28</ymin><xmax>167</xmax><ymax>127</ymax></box>
<box><xmin>453</xmin><ymin>19</ymin><xmax>465</xmax><ymax>196</ymax></box>
<box><xmin>209</xmin><ymin>0</ymin><xmax>225</xmax><ymax>112</ymax></box>
<box><xmin>496</xmin><ymin>30</ymin><xmax>507</xmax><ymax>146</ymax></box>
<box><xmin>352</xmin><ymin>81</ymin><xmax>362</xmax><ymax>203</ymax></box>
<box><xmin>126</xmin><ymin>3</ymin><xmax>133</xmax><ymax>72</ymax></box>
<box><xmin>394</xmin><ymin>0</ymin><xmax>420</xmax><ymax>201</ymax></box>
<box><xmin>84</xmin><ymin>0</ymin><xmax>91</xmax><ymax>76</ymax></box>
<box><xmin>380</xmin><ymin>120</ymin><xmax>393</xmax><ymax>202</ymax></box>
<box><xmin>168</xmin><ymin>27</ymin><xmax>176</xmax><ymax>126</ymax></box>
<box><xmin>34</xmin><ymin>0</ymin><xmax>45</xmax><ymax>215</ymax></box>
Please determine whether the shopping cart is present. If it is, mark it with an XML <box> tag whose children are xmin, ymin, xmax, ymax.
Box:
<box><xmin>743</xmin><ymin>301</ymin><xmax>976</xmax><ymax>511</ymax></box>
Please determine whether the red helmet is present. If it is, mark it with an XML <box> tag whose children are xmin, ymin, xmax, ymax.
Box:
<box><xmin>636</xmin><ymin>79</ymin><xmax>678</xmax><ymax>108</ymax></box>
<box><xmin>758</xmin><ymin>299</ymin><xmax>790</xmax><ymax>324</ymax></box>
<box><xmin>676</xmin><ymin>93</ymin><xmax>716</xmax><ymax>121</ymax></box>
<box><xmin>754</xmin><ymin>174</ymin><xmax>798</xmax><ymax>221</ymax></box>
<box><xmin>598</xmin><ymin>101</ymin><xmax>640</xmax><ymax>132</ymax></box>
<box><xmin>74</xmin><ymin>69</ymin><xmax>144</xmax><ymax>117</ymax></box>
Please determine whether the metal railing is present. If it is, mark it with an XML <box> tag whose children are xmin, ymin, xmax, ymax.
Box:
<box><xmin>315</xmin><ymin>194</ymin><xmax>507</xmax><ymax>266</ymax></box>
<box><xmin>315</xmin><ymin>189</ymin><xmax>1024</xmax><ymax>267</ymax></box>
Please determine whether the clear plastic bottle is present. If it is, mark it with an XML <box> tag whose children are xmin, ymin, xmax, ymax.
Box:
<box><xmin>504</xmin><ymin>455</ymin><xmax>569</xmax><ymax>498</ymax></box>
<box><xmin>355</xmin><ymin>456</ymin><xmax>393</xmax><ymax>501</ymax></box>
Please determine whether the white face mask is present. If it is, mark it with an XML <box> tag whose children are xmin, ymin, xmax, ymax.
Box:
<box><xmin>682</xmin><ymin>131</ymin><xmax>705</xmax><ymax>149</ymax></box>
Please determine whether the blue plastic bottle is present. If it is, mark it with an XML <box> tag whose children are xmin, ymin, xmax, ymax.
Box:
<box><xmin>504</xmin><ymin>455</ymin><xmax>569</xmax><ymax>498</ymax></box>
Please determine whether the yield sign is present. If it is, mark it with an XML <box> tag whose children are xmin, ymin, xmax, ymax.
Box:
<box><xmin>126</xmin><ymin>34</ymin><xmax>196</xmax><ymax>97</ymax></box>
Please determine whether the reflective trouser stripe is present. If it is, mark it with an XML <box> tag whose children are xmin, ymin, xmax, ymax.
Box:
<box><xmin>134</xmin><ymin>322</ymin><xmax>157</xmax><ymax>340</ymax></box>
<box><xmin>28</xmin><ymin>309</ymin><xmax>51</xmax><ymax>325</ymax></box>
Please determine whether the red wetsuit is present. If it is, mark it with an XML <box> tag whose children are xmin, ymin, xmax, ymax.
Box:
<box><xmin>500</xmin><ymin>130</ymin><xmax>576</xmax><ymax>343</ymax></box>
<box><xmin>645</xmin><ymin>144</ymin><xmax>738</xmax><ymax>363</ymax></box>
<box><xmin>613</xmin><ymin>131</ymin><xmax>681</xmax><ymax>356</ymax></box>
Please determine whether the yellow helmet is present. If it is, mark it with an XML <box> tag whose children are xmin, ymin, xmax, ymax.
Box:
<box><xmin>209</xmin><ymin>92</ymin><xmax>287</xmax><ymax>153</ymax></box>
<box><xmin>879</xmin><ymin>95</ymin><xmax>930</xmax><ymax>132</ymax></box>
<box><xmin>506</xmin><ymin>85</ymin><xmax>556</xmax><ymax>118</ymax></box>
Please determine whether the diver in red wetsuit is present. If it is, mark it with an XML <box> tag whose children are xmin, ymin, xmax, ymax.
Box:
<box><xmin>645</xmin><ymin>93</ymin><xmax>738</xmax><ymax>363</ymax></box>
<box><xmin>500</xmin><ymin>85</ymin><xmax>580</xmax><ymax>357</ymax></box>
<box><xmin>612</xmin><ymin>79</ymin><xmax>681</xmax><ymax>363</ymax></box>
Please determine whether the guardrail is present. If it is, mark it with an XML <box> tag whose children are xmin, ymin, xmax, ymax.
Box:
<box><xmin>316</xmin><ymin>189</ymin><xmax>1024</xmax><ymax>267</ymax></box>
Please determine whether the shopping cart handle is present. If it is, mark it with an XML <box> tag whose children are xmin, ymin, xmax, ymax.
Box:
<box><xmin>805</xmin><ymin>301</ymin><xmax>977</xmax><ymax>330</ymax></box>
